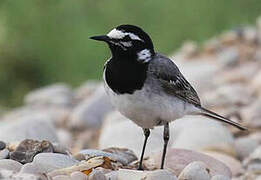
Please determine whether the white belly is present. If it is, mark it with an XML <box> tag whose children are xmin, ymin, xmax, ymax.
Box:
<box><xmin>104</xmin><ymin>80</ymin><xmax>197</xmax><ymax>129</ymax></box>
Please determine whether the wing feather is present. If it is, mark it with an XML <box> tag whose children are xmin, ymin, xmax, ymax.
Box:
<box><xmin>148</xmin><ymin>53</ymin><xmax>201</xmax><ymax>106</ymax></box>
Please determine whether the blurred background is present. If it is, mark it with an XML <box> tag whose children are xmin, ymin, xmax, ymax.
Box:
<box><xmin>0</xmin><ymin>0</ymin><xmax>261</xmax><ymax>108</ymax></box>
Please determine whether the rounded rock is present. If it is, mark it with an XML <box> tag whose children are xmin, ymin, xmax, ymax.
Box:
<box><xmin>0</xmin><ymin>141</ymin><xmax>6</xmax><ymax>150</ymax></box>
<box><xmin>0</xmin><ymin>159</ymin><xmax>22</xmax><ymax>172</ymax></box>
<box><xmin>211</xmin><ymin>175</ymin><xmax>230</xmax><ymax>180</ymax></box>
<box><xmin>235</xmin><ymin>136</ymin><xmax>259</xmax><ymax>160</ymax></box>
<box><xmin>88</xmin><ymin>169</ymin><xmax>106</xmax><ymax>180</ymax></box>
<box><xmin>0</xmin><ymin>149</ymin><xmax>9</xmax><ymax>159</ymax></box>
<box><xmin>178</xmin><ymin>161</ymin><xmax>211</xmax><ymax>180</ymax></box>
<box><xmin>53</xmin><ymin>175</ymin><xmax>71</xmax><ymax>180</ymax></box>
<box><xmin>70</xmin><ymin>171</ymin><xmax>88</xmax><ymax>180</ymax></box>
<box><xmin>145</xmin><ymin>169</ymin><xmax>178</xmax><ymax>180</ymax></box>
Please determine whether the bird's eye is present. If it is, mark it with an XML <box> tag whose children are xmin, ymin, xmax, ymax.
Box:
<box><xmin>122</xmin><ymin>35</ymin><xmax>132</xmax><ymax>41</ymax></box>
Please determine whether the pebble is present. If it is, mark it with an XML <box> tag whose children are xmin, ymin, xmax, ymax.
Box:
<box><xmin>88</xmin><ymin>169</ymin><xmax>106</xmax><ymax>180</ymax></box>
<box><xmin>24</xmin><ymin>83</ymin><xmax>73</xmax><ymax>107</ymax></box>
<box><xmin>171</xmin><ymin>116</ymin><xmax>236</xmax><ymax>156</ymax></box>
<box><xmin>0</xmin><ymin>113</ymin><xmax>58</xmax><ymax>143</ymax></box>
<box><xmin>202</xmin><ymin>151</ymin><xmax>244</xmax><ymax>176</ymax></box>
<box><xmin>240</xmin><ymin>98</ymin><xmax>261</xmax><ymax>128</ymax></box>
<box><xmin>32</xmin><ymin>153</ymin><xmax>79</xmax><ymax>173</ymax></box>
<box><xmin>74</xmin><ymin>80</ymin><xmax>101</xmax><ymax>101</ymax></box>
<box><xmin>150</xmin><ymin>148</ymin><xmax>231</xmax><ymax>177</ymax></box>
<box><xmin>217</xmin><ymin>48</ymin><xmax>239</xmax><ymax>67</ymax></box>
<box><xmin>56</xmin><ymin>129</ymin><xmax>73</xmax><ymax>148</ymax></box>
<box><xmin>0</xmin><ymin>159</ymin><xmax>22</xmax><ymax>172</ymax></box>
<box><xmin>75</xmin><ymin>148</ymin><xmax>137</xmax><ymax>166</ymax></box>
<box><xmin>20</xmin><ymin>162</ymin><xmax>42</xmax><ymax>174</ymax></box>
<box><xmin>243</xmin><ymin>145</ymin><xmax>261</xmax><ymax>173</ymax></box>
<box><xmin>99</xmin><ymin>111</ymin><xmax>165</xmax><ymax>156</ymax></box>
<box><xmin>70</xmin><ymin>171</ymin><xmax>88</xmax><ymax>180</ymax></box>
<box><xmin>211</xmin><ymin>175</ymin><xmax>230</xmax><ymax>180</ymax></box>
<box><xmin>117</xmin><ymin>169</ymin><xmax>177</xmax><ymax>180</ymax></box>
<box><xmin>0</xmin><ymin>149</ymin><xmax>9</xmax><ymax>159</ymax></box>
<box><xmin>69</xmin><ymin>85</ymin><xmax>114</xmax><ymax>129</ymax></box>
<box><xmin>178</xmin><ymin>161</ymin><xmax>211</xmax><ymax>180</ymax></box>
<box><xmin>203</xmin><ymin>83</ymin><xmax>252</xmax><ymax>108</ymax></box>
<box><xmin>48</xmin><ymin>156</ymin><xmax>108</xmax><ymax>177</ymax></box>
<box><xmin>235</xmin><ymin>136</ymin><xmax>259</xmax><ymax>160</ymax></box>
<box><xmin>0</xmin><ymin>141</ymin><xmax>6</xmax><ymax>150</ymax></box>
<box><xmin>53</xmin><ymin>175</ymin><xmax>71</xmax><ymax>180</ymax></box>
<box><xmin>145</xmin><ymin>169</ymin><xmax>178</xmax><ymax>180</ymax></box>
<box><xmin>10</xmin><ymin>139</ymin><xmax>54</xmax><ymax>164</ymax></box>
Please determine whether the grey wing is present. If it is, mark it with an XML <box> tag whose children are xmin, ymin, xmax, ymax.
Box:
<box><xmin>148</xmin><ymin>53</ymin><xmax>201</xmax><ymax>106</ymax></box>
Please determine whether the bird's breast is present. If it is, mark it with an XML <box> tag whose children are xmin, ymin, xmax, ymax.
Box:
<box><xmin>104</xmin><ymin>58</ymin><xmax>148</xmax><ymax>94</ymax></box>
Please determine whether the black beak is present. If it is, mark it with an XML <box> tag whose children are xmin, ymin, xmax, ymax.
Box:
<box><xmin>89</xmin><ymin>35</ymin><xmax>110</xmax><ymax>42</ymax></box>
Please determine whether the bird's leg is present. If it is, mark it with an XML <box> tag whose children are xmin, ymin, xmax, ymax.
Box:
<box><xmin>138</xmin><ymin>128</ymin><xmax>150</xmax><ymax>170</ymax></box>
<box><xmin>161</xmin><ymin>123</ymin><xmax>169</xmax><ymax>169</ymax></box>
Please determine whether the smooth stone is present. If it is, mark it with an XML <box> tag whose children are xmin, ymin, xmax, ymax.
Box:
<box><xmin>0</xmin><ymin>113</ymin><xmax>58</xmax><ymax>143</ymax></box>
<box><xmin>105</xmin><ymin>171</ymin><xmax>118</xmax><ymax>180</ymax></box>
<box><xmin>56</xmin><ymin>129</ymin><xmax>73</xmax><ymax>148</ymax></box>
<box><xmin>0</xmin><ymin>149</ymin><xmax>9</xmax><ymax>159</ymax></box>
<box><xmin>145</xmin><ymin>169</ymin><xmax>178</xmax><ymax>180</ymax></box>
<box><xmin>178</xmin><ymin>161</ymin><xmax>211</xmax><ymax>180</ymax></box>
<box><xmin>0</xmin><ymin>141</ymin><xmax>6</xmax><ymax>150</ymax></box>
<box><xmin>99</xmin><ymin>111</ymin><xmax>164</xmax><ymax>156</ymax></box>
<box><xmin>99</xmin><ymin>113</ymin><xmax>235</xmax><ymax>156</ymax></box>
<box><xmin>24</xmin><ymin>83</ymin><xmax>73</xmax><ymax>107</ymax></box>
<box><xmin>10</xmin><ymin>139</ymin><xmax>54</xmax><ymax>164</ymax></box>
<box><xmin>243</xmin><ymin>145</ymin><xmax>261</xmax><ymax>172</ymax></box>
<box><xmin>69</xmin><ymin>85</ymin><xmax>114</xmax><ymax>129</ymax></box>
<box><xmin>117</xmin><ymin>169</ymin><xmax>177</xmax><ymax>180</ymax></box>
<box><xmin>235</xmin><ymin>136</ymin><xmax>259</xmax><ymax>160</ymax></box>
<box><xmin>150</xmin><ymin>148</ymin><xmax>231</xmax><ymax>177</ymax></box>
<box><xmin>171</xmin><ymin>116</ymin><xmax>236</xmax><ymax>156</ymax></box>
<box><xmin>52</xmin><ymin>143</ymin><xmax>70</xmax><ymax>155</ymax></box>
<box><xmin>0</xmin><ymin>170</ymin><xmax>47</xmax><ymax>180</ymax></box>
<box><xmin>0</xmin><ymin>159</ymin><xmax>22</xmax><ymax>172</ymax></box>
<box><xmin>202</xmin><ymin>151</ymin><xmax>244</xmax><ymax>176</ymax></box>
<box><xmin>53</xmin><ymin>175</ymin><xmax>71</xmax><ymax>180</ymax></box>
<box><xmin>240</xmin><ymin>99</ymin><xmax>261</xmax><ymax>128</ymax></box>
<box><xmin>173</xmin><ymin>59</ymin><xmax>219</xmax><ymax>93</ymax></box>
<box><xmin>20</xmin><ymin>162</ymin><xmax>42</xmax><ymax>174</ymax></box>
<box><xmin>16</xmin><ymin>173</ymin><xmax>48</xmax><ymax>180</ymax></box>
<box><xmin>178</xmin><ymin>41</ymin><xmax>198</xmax><ymax>58</ymax></box>
<box><xmin>202</xmin><ymin>83</ymin><xmax>252</xmax><ymax>108</ymax></box>
<box><xmin>220</xmin><ymin>31</ymin><xmax>239</xmax><ymax>45</ymax></box>
<box><xmin>242</xmin><ymin>26</ymin><xmax>258</xmax><ymax>43</ymax></box>
<box><xmin>248</xmin><ymin>132</ymin><xmax>261</xmax><ymax>144</ymax></box>
<box><xmin>88</xmin><ymin>169</ymin><xmax>106</xmax><ymax>180</ymax></box>
<box><xmin>251</xmin><ymin>70</ymin><xmax>261</xmax><ymax>95</ymax></box>
<box><xmin>74</xmin><ymin>80</ymin><xmax>101</xmax><ymax>101</ymax></box>
<box><xmin>76</xmin><ymin>148</ymin><xmax>137</xmax><ymax>166</ymax></box>
<box><xmin>211</xmin><ymin>175</ymin><xmax>230</xmax><ymax>180</ymax></box>
<box><xmin>70</xmin><ymin>171</ymin><xmax>88</xmax><ymax>180</ymax></box>
<box><xmin>217</xmin><ymin>48</ymin><xmax>239</xmax><ymax>67</ymax></box>
<box><xmin>32</xmin><ymin>153</ymin><xmax>79</xmax><ymax>173</ymax></box>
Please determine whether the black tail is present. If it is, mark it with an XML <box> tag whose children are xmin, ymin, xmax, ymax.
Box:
<box><xmin>198</xmin><ymin>107</ymin><xmax>247</xmax><ymax>131</ymax></box>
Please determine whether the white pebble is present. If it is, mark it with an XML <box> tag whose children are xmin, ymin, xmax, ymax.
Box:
<box><xmin>211</xmin><ymin>175</ymin><xmax>230</xmax><ymax>180</ymax></box>
<box><xmin>178</xmin><ymin>161</ymin><xmax>211</xmax><ymax>180</ymax></box>
<box><xmin>70</xmin><ymin>171</ymin><xmax>88</xmax><ymax>180</ymax></box>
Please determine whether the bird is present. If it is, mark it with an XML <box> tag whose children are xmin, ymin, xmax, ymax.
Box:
<box><xmin>90</xmin><ymin>24</ymin><xmax>247</xmax><ymax>170</ymax></box>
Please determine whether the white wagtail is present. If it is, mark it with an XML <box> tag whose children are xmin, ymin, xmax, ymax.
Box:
<box><xmin>90</xmin><ymin>24</ymin><xmax>247</xmax><ymax>170</ymax></box>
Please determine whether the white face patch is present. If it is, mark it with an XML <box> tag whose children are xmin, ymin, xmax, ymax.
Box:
<box><xmin>121</xmin><ymin>41</ymin><xmax>132</xmax><ymax>47</ymax></box>
<box><xmin>137</xmin><ymin>49</ymin><xmax>152</xmax><ymax>63</ymax></box>
<box><xmin>107</xmin><ymin>28</ymin><xmax>143</xmax><ymax>42</ymax></box>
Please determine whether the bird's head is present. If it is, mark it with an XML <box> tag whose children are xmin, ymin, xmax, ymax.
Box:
<box><xmin>90</xmin><ymin>24</ymin><xmax>155</xmax><ymax>63</ymax></box>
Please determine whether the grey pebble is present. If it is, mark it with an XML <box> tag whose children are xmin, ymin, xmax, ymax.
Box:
<box><xmin>0</xmin><ymin>149</ymin><xmax>9</xmax><ymax>159</ymax></box>
<box><xmin>0</xmin><ymin>159</ymin><xmax>23</xmax><ymax>172</ymax></box>
<box><xmin>0</xmin><ymin>141</ymin><xmax>6</xmax><ymax>150</ymax></box>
